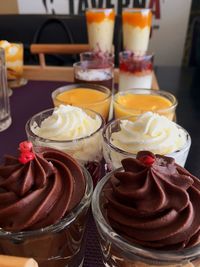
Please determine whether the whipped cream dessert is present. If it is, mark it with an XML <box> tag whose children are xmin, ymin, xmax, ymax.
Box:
<box><xmin>0</xmin><ymin>40</ymin><xmax>23</xmax><ymax>80</ymax></box>
<box><xmin>103</xmin><ymin>112</ymin><xmax>191</xmax><ymax>169</ymax></box>
<box><xmin>0</xmin><ymin>142</ymin><xmax>92</xmax><ymax>267</ymax></box>
<box><xmin>119</xmin><ymin>51</ymin><xmax>153</xmax><ymax>91</ymax></box>
<box><xmin>104</xmin><ymin>152</ymin><xmax>200</xmax><ymax>250</ymax></box>
<box><xmin>86</xmin><ymin>9</ymin><xmax>115</xmax><ymax>53</ymax></box>
<box><xmin>28</xmin><ymin>105</ymin><xmax>103</xmax><ymax>164</ymax></box>
<box><xmin>122</xmin><ymin>9</ymin><xmax>152</xmax><ymax>54</ymax></box>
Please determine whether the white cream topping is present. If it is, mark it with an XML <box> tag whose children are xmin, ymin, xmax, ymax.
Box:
<box><xmin>76</xmin><ymin>69</ymin><xmax>110</xmax><ymax>81</ymax></box>
<box><xmin>32</xmin><ymin>105</ymin><xmax>101</xmax><ymax>141</ymax></box>
<box><xmin>111</xmin><ymin>112</ymin><xmax>187</xmax><ymax>155</ymax></box>
<box><xmin>31</xmin><ymin>105</ymin><xmax>103</xmax><ymax>163</ymax></box>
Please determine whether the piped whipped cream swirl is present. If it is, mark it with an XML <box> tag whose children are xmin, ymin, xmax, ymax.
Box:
<box><xmin>104</xmin><ymin>152</ymin><xmax>200</xmax><ymax>250</ymax></box>
<box><xmin>32</xmin><ymin>105</ymin><xmax>102</xmax><ymax>141</ymax></box>
<box><xmin>111</xmin><ymin>112</ymin><xmax>187</xmax><ymax>155</ymax></box>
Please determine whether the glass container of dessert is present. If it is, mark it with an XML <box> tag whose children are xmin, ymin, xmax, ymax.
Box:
<box><xmin>25</xmin><ymin>105</ymin><xmax>104</xmax><ymax>185</ymax></box>
<box><xmin>86</xmin><ymin>8</ymin><xmax>115</xmax><ymax>54</ymax></box>
<box><xmin>51</xmin><ymin>83</ymin><xmax>111</xmax><ymax>121</ymax></box>
<box><xmin>119</xmin><ymin>51</ymin><xmax>153</xmax><ymax>90</ymax></box>
<box><xmin>103</xmin><ymin>112</ymin><xmax>191</xmax><ymax>170</ymax></box>
<box><xmin>122</xmin><ymin>8</ymin><xmax>152</xmax><ymax>54</ymax></box>
<box><xmin>73</xmin><ymin>60</ymin><xmax>114</xmax><ymax>91</ymax></box>
<box><xmin>114</xmin><ymin>89</ymin><xmax>177</xmax><ymax>121</ymax></box>
<box><xmin>92</xmin><ymin>152</ymin><xmax>200</xmax><ymax>267</ymax></box>
<box><xmin>0</xmin><ymin>143</ymin><xmax>93</xmax><ymax>267</ymax></box>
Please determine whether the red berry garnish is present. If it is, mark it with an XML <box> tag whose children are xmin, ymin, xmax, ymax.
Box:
<box><xmin>19</xmin><ymin>141</ymin><xmax>33</xmax><ymax>152</ymax></box>
<box><xmin>18</xmin><ymin>151</ymin><xmax>35</xmax><ymax>164</ymax></box>
<box><xmin>139</xmin><ymin>155</ymin><xmax>155</xmax><ymax>166</ymax></box>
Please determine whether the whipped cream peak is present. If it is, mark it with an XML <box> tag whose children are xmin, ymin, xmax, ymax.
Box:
<box><xmin>32</xmin><ymin>105</ymin><xmax>102</xmax><ymax>141</ymax></box>
<box><xmin>111</xmin><ymin>112</ymin><xmax>187</xmax><ymax>155</ymax></box>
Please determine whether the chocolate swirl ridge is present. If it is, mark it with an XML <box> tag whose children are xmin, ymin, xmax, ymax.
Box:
<box><xmin>0</xmin><ymin>148</ymin><xmax>85</xmax><ymax>232</ymax></box>
<box><xmin>105</xmin><ymin>152</ymin><xmax>200</xmax><ymax>250</ymax></box>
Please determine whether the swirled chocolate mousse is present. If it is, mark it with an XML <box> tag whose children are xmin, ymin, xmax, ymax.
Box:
<box><xmin>0</xmin><ymin>141</ymin><xmax>85</xmax><ymax>232</ymax></box>
<box><xmin>104</xmin><ymin>151</ymin><xmax>200</xmax><ymax>250</ymax></box>
<box><xmin>0</xmin><ymin>142</ymin><xmax>91</xmax><ymax>267</ymax></box>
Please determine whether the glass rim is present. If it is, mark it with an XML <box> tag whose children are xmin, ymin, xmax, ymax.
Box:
<box><xmin>114</xmin><ymin>89</ymin><xmax>178</xmax><ymax>113</ymax></box>
<box><xmin>119</xmin><ymin>51</ymin><xmax>154</xmax><ymax>60</ymax></box>
<box><xmin>51</xmin><ymin>83</ymin><xmax>112</xmax><ymax>106</ymax></box>
<box><xmin>102</xmin><ymin>115</ymin><xmax>191</xmax><ymax>158</ymax></box>
<box><xmin>86</xmin><ymin>8</ymin><xmax>115</xmax><ymax>13</ymax></box>
<box><xmin>0</xmin><ymin>166</ymin><xmax>93</xmax><ymax>238</ymax></box>
<box><xmin>122</xmin><ymin>7</ymin><xmax>152</xmax><ymax>13</ymax></box>
<box><xmin>25</xmin><ymin>107</ymin><xmax>105</xmax><ymax>144</ymax></box>
<box><xmin>92</xmin><ymin>169</ymin><xmax>200</xmax><ymax>261</ymax></box>
<box><xmin>73</xmin><ymin>60</ymin><xmax>114</xmax><ymax>69</ymax></box>
<box><xmin>80</xmin><ymin>51</ymin><xmax>115</xmax><ymax>59</ymax></box>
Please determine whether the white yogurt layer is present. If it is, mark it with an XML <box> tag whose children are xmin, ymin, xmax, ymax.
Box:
<box><xmin>76</xmin><ymin>69</ymin><xmax>111</xmax><ymax>81</ymax></box>
<box><xmin>119</xmin><ymin>71</ymin><xmax>152</xmax><ymax>91</ymax></box>
<box><xmin>123</xmin><ymin>25</ymin><xmax>150</xmax><ymax>54</ymax></box>
<box><xmin>87</xmin><ymin>20</ymin><xmax>114</xmax><ymax>53</ymax></box>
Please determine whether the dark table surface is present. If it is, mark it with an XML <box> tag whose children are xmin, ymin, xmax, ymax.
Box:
<box><xmin>0</xmin><ymin>66</ymin><xmax>200</xmax><ymax>266</ymax></box>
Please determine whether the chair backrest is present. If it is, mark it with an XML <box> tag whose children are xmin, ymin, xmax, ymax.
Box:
<box><xmin>189</xmin><ymin>17</ymin><xmax>200</xmax><ymax>67</ymax></box>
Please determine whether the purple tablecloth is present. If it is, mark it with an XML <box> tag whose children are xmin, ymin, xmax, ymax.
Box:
<box><xmin>0</xmin><ymin>80</ymin><xmax>103</xmax><ymax>267</ymax></box>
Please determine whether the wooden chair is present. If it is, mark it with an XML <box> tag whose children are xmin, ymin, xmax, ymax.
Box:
<box><xmin>23</xmin><ymin>43</ymin><xmax>159</xmax><ymax>89</ymax></box>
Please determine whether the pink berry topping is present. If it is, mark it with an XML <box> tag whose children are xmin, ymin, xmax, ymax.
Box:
<box><xmin>139</xmin><ymin>155</ymin><xmax>155</xmax><ymax>166</ymax></box>
<box><xmin>18</xmin><ymin>141</ymin><xmax>35</xmax><ymax>164</ymax></box>
<box><xmin>19</xmin><ymin>141</ymin><xmax>33</xmax><ymax>152</ymax></box>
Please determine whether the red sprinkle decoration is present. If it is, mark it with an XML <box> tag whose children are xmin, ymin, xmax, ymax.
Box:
<box><xmin>18</xmin><ymin>141</ymin><xmax>35</xmax><ymax>164</ymax></box>
<box><xmin>139</xmin><ymin>155</ymin><xmax>155</xmax><ymax>166</ymax></box>
<box><xmin>19</xmin><ymin>141</ymin><xmax>33</xmax><ymax>152</ymax></box>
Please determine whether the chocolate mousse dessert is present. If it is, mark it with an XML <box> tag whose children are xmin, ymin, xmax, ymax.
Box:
<box><xmin>0</xmin><ymin>141</ymin><xmax>93</xmax><ymax>267</ymax></box>
<box><xmin>93</xmin><ymin>151</ymin><xmax>200</xmax><ymax>267</ymax></box>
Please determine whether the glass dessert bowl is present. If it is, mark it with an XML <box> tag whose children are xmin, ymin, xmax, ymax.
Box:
<box><xmin>26</xmin><ymin>105</ymin><xmax>104</xmax><ymax>185</ymax></box>
<box><xmin>0</xmin><ymin>142</ymin><xmax>93</xmax><ymax>267</ymax></box>
<box><xmin>51</xmin><ymin>83</ymin><xmax>111</xmax><ymax>121</ymax></box>
<box><xmin>103</xmin><ymin>112</ymin><xmax>191</xmax><ymax>170</ymax></box>
<box><xmin>92</xmin><ymin>151</ymin><xmax>200</xmax><ymax>267</ymax></box>
<box><xmin>114</xmin><ymin>89</ymin><xmax>177</xmax><ymax>121</ymax></box>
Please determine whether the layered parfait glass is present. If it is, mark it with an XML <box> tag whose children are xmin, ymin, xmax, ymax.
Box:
<box><xmin>119</xmin><ymin>51</ymin><xmax>153</xmax><ymax>91</ymax></box>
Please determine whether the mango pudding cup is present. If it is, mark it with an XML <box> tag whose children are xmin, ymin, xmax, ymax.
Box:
<box><xmin>122</xmin><ymin>8</ymin><xmax>152</xmax><ymax>54</ymax></box>
<box><xmin>92</xmin><ymin>159</ymin><xmax>200</xmax><ymax>267</ymax></box>
<box><xmin>119</xmin><ymin>51</ymin><xmax>154</xmax><ymax>91</ymax></box>
<box><xmin>0</xmin><ymin>41</ymin><xmax>25</xmax><ymax>87</ymax></box>
<box><xmin>114</xmin><ymin>89</ymin><xmax>177</xmax><ymax>121</ymax></box>
<box><xmin>73</xmin><ymin>60</ymin><xmax>114</xmax><ymax>91</ymax></box>
<box><xmin>51</xmin><ymin>83</ymin><xmax>111</xmax><ymax>121</ymax></box>
<box><xmin>86</xmin><ymin>8</ymin><xmax>115</xmax><ymax>53</ymax></box>
<box><xmin>25</xmin><ymin>106</ymin><xmax>104</xmax><ymax>186</ymax></box>
<box><xmin>0</xmin><ymin>145</ymin><xmax>93</xmax><ymax>267</ymax></box>
<box><xmin>103</xmin><ymin>113</ymin><xmax>191</xmax><ymax>170</ymax></box>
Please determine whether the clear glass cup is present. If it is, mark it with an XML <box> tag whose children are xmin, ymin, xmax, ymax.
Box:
<box><xmin>103</xmin><ymin>116</ymin><xmax>191</xmax><ymax>170</ymax></box>
<box><xmin>80</xmin><ymin>51</ymin><xmax>114</xmax><ymax>64</ymax></box>
<box><xmin>0</xmin><ymin>167</ymin><xmax>93</xmax><ymax>267</ymax></box>
<box><xmin>73</xmin><ymin>60</ymin><xmax>114</xmax><ymax>91</ymax></box>
<box><xmin>86</xmin><ymin>8</ymin><xmax>115</xmax><ymax>53</ymax></box>
<box><xmin>0</xmin><ymin>48</ymin><xmax>12</xmax><ymax>132</ymax></box>
<box><xmin>25</xmin><ymin>108</ymin><xmax>104</xmax><ymax>185</ymax></box>
<box><xmin>51</xmin><ymin>83</ymin><xmax>112</xmax><ymax>121</ymax></box>
<box><xmin>119</xmin><ymin>51</ymin><xmax>154</xmax><ymax>91</ymax></box>
<box><xmin>92</xmin><ymin>170</ymin><xmax>200</xmax><ymax>267</ymax></box>
<box><xmin>114</xmin><ymin>89</ymin><xmax>177</xmax><ymax>121</ymax></box>
<box><xmin>122</xmin><ymin>8</ymin><xmax>152</xmax><ymax>54</ymax></box>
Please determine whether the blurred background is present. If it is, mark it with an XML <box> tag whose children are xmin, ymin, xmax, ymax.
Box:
<box><xmin>0</xmin><ymin>0</ymin><xmax>199</xmax><ymax>67</ymax></box>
